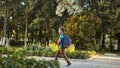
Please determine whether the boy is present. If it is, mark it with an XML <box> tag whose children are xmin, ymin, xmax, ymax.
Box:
<box><xmin>55</xmin><ymin>27</ymin><xmax>71</xmax><ymax>66</ymax></box>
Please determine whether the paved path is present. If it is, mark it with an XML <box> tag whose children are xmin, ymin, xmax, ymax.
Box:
<box><xmin>28</xmin><ymin>55</ymin><xmax>120</xmax><ymax>68</ymax></box>
<box><xmin>60</xmin><ymin>55</ymin><xmax>120</xmax><ymax>68</ymax></box>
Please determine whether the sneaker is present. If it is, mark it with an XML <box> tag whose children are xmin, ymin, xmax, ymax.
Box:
<box><xmin>65</xmin><ymin>63</ymin><xmax>71</xmax><ymax>67</ymax></box>
<box><xmin>68</xmin><ymin>63</ymin><xmax>71</xmax><ymax>65</ymax></box>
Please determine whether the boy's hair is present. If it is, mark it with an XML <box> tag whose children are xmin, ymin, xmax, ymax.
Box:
<box><xmin>59</xmin><ymin>27</ymin><xmax>65</xmax><ymax>32</ymax></box>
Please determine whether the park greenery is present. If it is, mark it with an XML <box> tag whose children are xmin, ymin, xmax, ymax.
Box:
<box><xmin>2</xmin><ymin>58</ymin><xmax>59</xmax><ymax>68</ymax></box>
<box><xmin>0</xmin><ymin>0</ymin><xmax>120</xmax><ymax>67</ymax></box>
<box><xmin>1</xmin><ymin>44</ymin><xmax>96</xmax><ymax>59</ymax></box>
<box><xmin>0</xmin><ymin>44</ymin><xmax>96</xmax><ymax>68</ymax></box>
<box><xmin>1</xmin><ymin>46</ymin><xmax>59</xmax><ymax>68</ymax></box>
<box><xmin>0</xmin><ymin>0</ymin><xmax>120</xmax><ymax>52</ymax></box>
<box><xmin>0</xmin><ymin>0</ymin><xmax>120</xmax><ymax>51</ymax></box>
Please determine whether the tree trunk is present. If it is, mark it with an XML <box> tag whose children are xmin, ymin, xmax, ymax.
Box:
<box><xmin>1</xmin><ymin>11</ymin><xmax>8</xmax><ymax>46</ymax></box>
<box><xmin>101</xmin><ymin>33</ymin><xmax>106</xmax><ymax>50</ymax></box>
<box><xmin>109</xmin><ymin>32</ymin><xmax>113</xmax><ymax>51</ymax></box>
<box><xmin>31</xmin><ymin>26</ymin><xmax>34</xmax><ymax>43</ymax></box>
<box><xmin>95</xmin><ymin>31</ymin><xmax>101</xmax><ymax>44</ymax></box>
<box><xmin>24</xmin><ymin>22</ymin><xmax>27</xmax><ymax>49</ymax></box>
<box><xmin>117</xmin><ymin>33</ymin><xmax>120</xmax><ymax>52</ymax></box>
<box><xmin>0</xmin><ymin>4</ymin><xmax>10</xmax><ymax>46</ymax></box>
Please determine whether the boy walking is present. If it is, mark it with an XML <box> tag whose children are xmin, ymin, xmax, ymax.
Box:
<box><xmin>55</xmin><ymin>27</ymin><xmax>71</xmax><ymax>66</ymax></box>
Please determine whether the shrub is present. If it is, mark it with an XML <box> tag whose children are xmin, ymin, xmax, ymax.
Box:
<box><xmin>1</xmin><ymin>45</ymin><xmax>14</xmax><ymax>54</ymax></box>
<box><xmin>1</xmin><ymin>47</ymin><xmax>59</xmax><ymax>68</ymax></box>
<box><xmin>25</xmin><ymin>44</ymin><xmax>55</xmax><ymax>56</ymax></box>
<box><xmin>66</xmin><ymin>50</ymin><xmax>97</xmax><ymax>59</ymax></box>
<box><xmin>1</xmin><ymin>57</ymin><xmax>59</xmax><ymax>68</ymax></box>
<box><xmin>1</xmin><ymin>44</ymin><xmax>97</xmax><ymax>59</ymax></box>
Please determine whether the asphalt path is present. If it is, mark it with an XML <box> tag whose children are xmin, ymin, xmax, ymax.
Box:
<box><xmin>28</xmin><ymin>55</ymin><xmax>120</xmax><ymax>68</ymax></box>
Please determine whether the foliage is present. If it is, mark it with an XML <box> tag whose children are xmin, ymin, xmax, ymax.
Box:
<box><xmin>49</xmin><ymin>43</ymin><xmax>75</xmax><ymax>52</ymax></box>
<box><xmin>1</xmin><ymin>55</ymin><xmax>59</xmax><ymax>68</ymax></box>
<box><xmin>1</xmin><ymin>0</ymin><xmax>120</xmax><ymax>51</ymax></box>
<box><xmin>66</xmin><ymin>50</ymin><xmax>97</xmax><ymax>59</ymax></box>
<box><xmin>25</xmin><ymin>43</ymin><xmax>55</xmax><ymax>57</ymax></box>
<box><xmin>64</xmin><ymin>11</ymin><xmax>101</xmax><ymax>49</ymax></box>
<box><xmin>1</xmin><ymin>45</ymin><xmax>25</xmax><ymax>56</ymax></box>
<box><xmin>1</xmin><ymin>45</ymin><xmax>97</xmax><ymax>59</ymax></box>
<box><xmin>1</xmin><ymin>45</ymin><xmax>14</xmax><ymax>54</ymax></box>
<box><xmin>25</xmin><ymin>44</ymin><xmax>96</xmax><ymax>58</ymax></box>
<box><xmin>56</xmin><ymin>0</ymin><xmax>120</xmax><ymax>51</ymax></box>
<box><xmin>1</xmin><ymin>46</ymin><xmax>59</xmax><ymax>68</ymax></box>
<box><xmin>56</xmin><ymin>0</ymin><xmax>83</xmax><ymax>16</ymax></box>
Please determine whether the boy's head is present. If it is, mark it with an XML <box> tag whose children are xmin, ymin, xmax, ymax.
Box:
<box><xmin>58</xmin><ymin>27</ymin><xmax>65</xmax><ymax>34</ymax></box>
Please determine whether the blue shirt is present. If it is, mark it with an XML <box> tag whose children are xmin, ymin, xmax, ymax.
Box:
<box><xmin>59</xmin><ymin>34</ymin><xmax>65</xmax><ymax>48</ymax></box>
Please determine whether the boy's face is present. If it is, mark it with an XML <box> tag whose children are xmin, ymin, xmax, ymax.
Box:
<box><xmin>58</xmin><ymin>28</ymin><xmax>62</xmax><ymax>34</ymax></box>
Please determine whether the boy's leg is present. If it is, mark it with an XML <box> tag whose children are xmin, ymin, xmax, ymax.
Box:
<box><xmin>60</xmin><ymin>48</ymin><xmax>71</xmax><ymax>64</ymax></box>
<box><xmin>55</xmin><ymin>49</ymin><xmax>60</xmax><ymax>61</ymax></box>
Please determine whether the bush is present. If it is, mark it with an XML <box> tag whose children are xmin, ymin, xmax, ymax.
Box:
<box><xmin>1</xmin><ymin>46</ymin><xmax>59</xmax><ymax>68</ymax></box>
<box><xmin>66</xmin><ymin>50</ymin><xmax>97</xmax><ymax>59</ymax></box>
<box><xmin>1</xmin><ymin>45</ymin><xmax>14</xmax><ymax>54</ymax></box>
<box><xmin>1</xmin><ymin>44</ymin><xmax>97</xmax><ymax>59</ymax></box>
<box><xmin>1</xmin><ymin>45</ymin><xmax>26</xmax><ymax>56</ymax></box>
<box><xmin>25</xmin><ymin>44</ymin><xmax>55</xmax><ymax>57</ymax></box>
<box><xmin>2</xmin><ymin>56</ymin><xmax>59</xmax><ymax>68</ymax></box>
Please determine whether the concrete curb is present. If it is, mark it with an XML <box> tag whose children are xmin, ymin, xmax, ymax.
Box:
<box><xmin>86</xmin><ymin>54</ymin><xmax>100</xmax><ymax>61</ymax></box>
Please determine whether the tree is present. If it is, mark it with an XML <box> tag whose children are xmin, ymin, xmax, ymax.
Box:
<box><xmin>27</xmin><ymin>0</ymin><xmax>65</xmax><ymax>45</ymax></box>
<box><xmin>115</xmin><ymin>7</ymin><xmax>120</xmax><ymax>51</ymax></box>
<box><xmin>56</xmin><ymin>0</ymin><xmax>120</xmax><ymax>52</ymax></box>
<box><xmin>0</xmin><ymin>0</ymin><xmax>22</xmax><ymax>45</ymax></box>
<box><xmin>64</xmin><ymin>10</ymin><xmax>101</xmax><ymax>50</ymax></box>
<box><xmin>56</xmin><ymin>0</ymin><xmax>83</xmax><ymax>17</ymax></box>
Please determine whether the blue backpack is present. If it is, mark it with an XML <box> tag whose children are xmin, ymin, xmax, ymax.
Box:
<box><xmin>64</xmin><ymin>35</ymin><xmax>72</xmax><ymax>48</ymax></box>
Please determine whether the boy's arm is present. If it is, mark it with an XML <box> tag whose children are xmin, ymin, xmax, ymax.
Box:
<box><xmin>57</xmin><ymin>38</ymin><xmax>61</xmax><ymax>44</ymax></box>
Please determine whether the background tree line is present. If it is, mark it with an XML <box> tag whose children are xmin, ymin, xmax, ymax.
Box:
<box><xmin>0</xmin><ymin>0</ymin><xmax>120</xmax><ymax>52</ymax></box>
